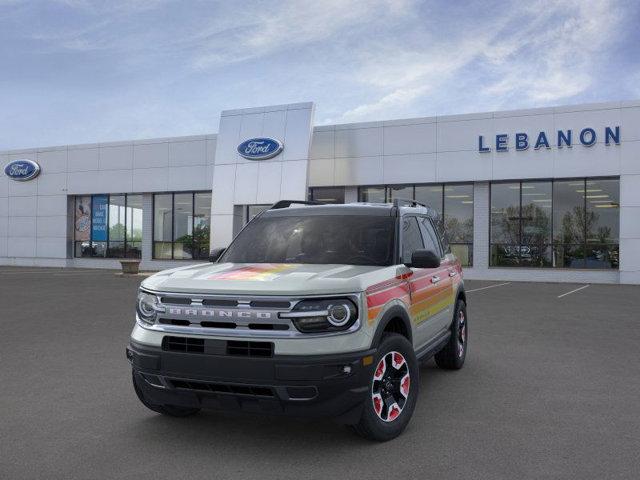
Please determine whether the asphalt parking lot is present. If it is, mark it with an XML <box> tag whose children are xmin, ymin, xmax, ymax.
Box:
<box><xmin>1</xmin><ymin>267</ymin><xmax>639</xmax><ymax>480</ymax></box>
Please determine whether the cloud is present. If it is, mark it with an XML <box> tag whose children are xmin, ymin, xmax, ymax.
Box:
<box><xmin>334</xmin><ymin>0</ymin><xmax>627</xmax><ymax>123</ymax></box>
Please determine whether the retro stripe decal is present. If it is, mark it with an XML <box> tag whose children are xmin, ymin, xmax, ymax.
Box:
<box><xmin>206</xmin><ymin>264</ymin><xmax>296</xmax><ymax>281</ymax></box>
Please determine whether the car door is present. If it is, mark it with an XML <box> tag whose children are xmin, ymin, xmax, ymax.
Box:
<box><xmin>418</xmin><ymin>216</ymin><xmax>455</xmax><ymax>333</ymax></box>
<box><xmin>400</xmin><ymin>216</ymin><xmax>442</xmax><ymax>348</ymax></box>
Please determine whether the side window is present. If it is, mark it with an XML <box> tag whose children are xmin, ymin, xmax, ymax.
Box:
<box><xmin>419</xmin><ymin>217</ymin><xmax>442</xmax><ymax>257</ymax></box>
<box><xmin>402</xmin><ymin>217</ymin><xmax>424</xmax><ymax>264</ymax></box>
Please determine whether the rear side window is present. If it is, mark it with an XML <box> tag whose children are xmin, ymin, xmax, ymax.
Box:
<box><xmin>401</xmin><ymin>217</ymin><xmax>424</xmax><ymax>264</ymax></box>
<box><xmin>419</xmin><ymin>217</ymin><xmax>442</xmax><ymax>257</ymax></box>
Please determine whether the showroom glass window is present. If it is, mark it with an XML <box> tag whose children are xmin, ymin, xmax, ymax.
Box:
<box><xmin>152</xmin><ymin>192</ymin><xmax>211</xmax><ymax>260</ymax></box>
<box><xmin>309</xmin><ymin>187</ymin><xmax>345</xmax><ymax>204</ymax></box>
<box><xmin>74</xmin><ymin>194</ymin><xmax>143</xmax><ymax>258</ymax></box>
<box><xmin>490</xmin><ymin>178</ymin><xmax>619</xmax><ymax>269</ymax></box>
<box><xmin>358</xmin><ymin>184</ymin><xmax>473</xmax><ymax>266</ymax></box>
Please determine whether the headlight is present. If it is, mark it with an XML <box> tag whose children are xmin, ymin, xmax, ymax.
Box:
<box><xmin>281</xmin><ymin>298</ymin><xmax>358</xmax><ymax>333</ymax></box>
<box><xmin>136</xmin><ymin>291</ymin><xmax>162</xmax><ymax>325</ymax></box>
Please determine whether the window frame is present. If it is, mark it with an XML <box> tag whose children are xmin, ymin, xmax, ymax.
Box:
<box><xmin>489</xmin><ymin>177</ymin><xmax>620</xmax><ymax>269</ymax></box>
<box><xmin>73</xmin><ymin>193</ymin><xmax>143</xmax><ymax>259</ymax></box>
<box><xmin>151</xmin><ymin>191</ymin><xmax>212</xmax><ymax>260</ymax></box>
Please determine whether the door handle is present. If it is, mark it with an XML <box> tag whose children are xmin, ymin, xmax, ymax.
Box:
<box><xmin>431</xmin><ymin>275</ymin><xmax>441</xmax><ymax>284</ymax></box>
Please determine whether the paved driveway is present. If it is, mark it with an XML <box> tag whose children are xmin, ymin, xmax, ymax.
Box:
<box><xmin>1</xmin><ymin>268</ymin><xmax>639</xmax><ymax>479</ymax></box>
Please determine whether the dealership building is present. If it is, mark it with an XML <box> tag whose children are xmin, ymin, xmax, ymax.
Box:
<box><xmin>1</xmin><ymin>100</ymin><xmax>639</xmax><ymax>284</ymax></box>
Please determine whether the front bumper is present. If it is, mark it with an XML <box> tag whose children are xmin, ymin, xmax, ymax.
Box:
<box><xmin>127</xmin><ymin>340</ymin><xmax>376</xmax><ymax>424</ymax></box>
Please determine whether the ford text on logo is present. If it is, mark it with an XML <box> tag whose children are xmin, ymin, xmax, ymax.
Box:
<box><xmin>478</xmin><ymin>126</ymin><xmax>620</xmax><ymax>152</ymax></box>
<box><xmin>237</xmin><ymin>137</ymin><xmax>283</xmax><ymax>160</ymax></box>
<box><xmin>4</xmin><ymin>159</ymin><xmax>41</xmax><ymax>181</ymax></box>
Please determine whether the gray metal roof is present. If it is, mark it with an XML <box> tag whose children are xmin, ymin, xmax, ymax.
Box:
<box><xmin>262</xmin><ymin>201</ymin><xmax>437</xmax><ymax>218</ymax></box>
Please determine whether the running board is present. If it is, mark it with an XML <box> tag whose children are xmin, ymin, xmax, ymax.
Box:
<box><xmin>415</xmin><ymin>330</ymin><xmax>451</xmax><ymax>361</ymax></box>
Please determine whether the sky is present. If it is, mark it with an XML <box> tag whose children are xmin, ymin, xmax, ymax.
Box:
<box><xmin>1</xmin><ymin>0</ymin><xmax>639</xmax><ymax>150</ymax></box>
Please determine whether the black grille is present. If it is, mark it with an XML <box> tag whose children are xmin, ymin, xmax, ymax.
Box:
<box><xmin>249</xmin><ymin>300</ymin><xmax>291</xmax><ymax>309</ymax></box>
<box><xmin>227</xmin><ymin>340</ymin><xmax>274</xmax><ymax>357</ymax></box>
<box><xmin>160</xmin><ymin>297</ymin><xmax>192</xmax><ymax>305</ymax></box>
<box><xmin>248</xmin><ymin>323</ymin><xmax>289</xmax><ymax>331</ymax></box>
<box><xmin>201</xmin><ymin>299</ymin><xmax>238</xmax><ymax>307</ymax></box>
<box><xmin>169</xmin><ymin>379</ymin><xmax>274</xmax><ymax>397</ymax></box>
<box><xmin>162</xmin><ymin>336</ymin><xmax>204</xmax><ymax>353</ymax></box>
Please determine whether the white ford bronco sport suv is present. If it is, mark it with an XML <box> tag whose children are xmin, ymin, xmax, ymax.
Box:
<box><xmin>127</xmin><ymin>199</ymin><xmax>467</xmax><ymax>441</ymax></box>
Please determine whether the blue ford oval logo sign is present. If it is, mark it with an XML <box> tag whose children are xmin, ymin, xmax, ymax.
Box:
<box><xmin>4</xmin><ymin>159</ymin><xmax>41</xmax><ymax>181</ymax></box>
<box><xmin>237</xmin><ymin>137</ymin><xmax>283</xmax><ymax>160</ymax></box>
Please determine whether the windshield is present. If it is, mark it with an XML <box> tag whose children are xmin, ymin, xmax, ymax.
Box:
<box><xmin>220</xmin><ymin>215</ymin><xmax>396</xmax><ymax>266</ymax></box>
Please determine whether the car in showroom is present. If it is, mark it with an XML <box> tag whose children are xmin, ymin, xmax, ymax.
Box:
<box><xmin>127</xmin><ymin>199</ymin><xmax>467</xmax><ymax>441</ymax></box>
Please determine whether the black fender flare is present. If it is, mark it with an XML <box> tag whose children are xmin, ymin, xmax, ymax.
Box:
<box><xmin>455</xmin><ymin>284</ymin><xmax>466</xmax><ymax>306</ymax></box>
<box><xmin>370</xmin><ymin>305</ymin><xmax>413</xmax><ymax>348</ymax></box>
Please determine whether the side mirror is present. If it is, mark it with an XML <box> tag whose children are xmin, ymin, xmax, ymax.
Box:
<box><xmin>408</xmin><ymin>249</ymin><xmax>440</xmax><ymax>269</ymax></box>
<box><xmin>209</xmin><ymin>247</ymin><xmax>226</xmax><ymax>263</ymax></box>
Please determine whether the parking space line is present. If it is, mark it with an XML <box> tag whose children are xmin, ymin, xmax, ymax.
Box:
<box><xmin>557</xmin><ymin>284</ymin><xmax>590</xmax><ymax>298</ymax></box>
<box><xmin>466</xmin><ymin>282</ymin><xmax>511</xmax><ymax>293</ymax></box>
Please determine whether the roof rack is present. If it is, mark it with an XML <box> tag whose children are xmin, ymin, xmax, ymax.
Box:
<box><xmin>392</xmin><ymin>198</ymin><xmax>428</xmax><ymax>209</ymax></box>
<box><xmin>269</xmin><ymin>200</ymin><xmax>322</xmax><ymax>210</ymax></box>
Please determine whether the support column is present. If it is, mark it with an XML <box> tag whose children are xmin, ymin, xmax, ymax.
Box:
<box><xmin>619</xmin><ymin>173</ymin><xmax>640</xmax><ymax>284</ymax></box>
<box><xmin>472</xmin><ymin>182</ymin><xmax>489</xmax><ymax>273</ymax></box>
<box><xmin>141</xmin><ymin>193</ymin><xmax>153</xmax><ymax>262</ymax></box>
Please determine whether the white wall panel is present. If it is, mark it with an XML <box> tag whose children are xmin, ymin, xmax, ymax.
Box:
<box><xmin>68</xmin><ymin>147</ymin><xmax>99</xmax><ymax>171</ymax></box>
<box><xmin>214</xmin><ymin>114</ymin><xmax>243</xmax><ymax>165</ymax></box>
<box><xmin>620</xmin><ymin>174</ymin><xmax>640</xmax><ymax>206</ymax></box>
<box><xmin>36</xmin><ymin>237</ymin><xmax>67</xmax><ymax>258</ymax></box>
<box><xmin>8</xmin><ymin>196</ymin><xmax>37</xmax><ymax>216</ymax></box>
<box><xmin>308</xmin><ymin>159</ymin><xmax>335</xmax><ymax>186</ymax></box>
<box><xmin>37</xmin><ymin>149</ymin><xmax>67</xmax><ymax>173</ymax></box>
<box><xmin>437</xmin><ymin>151</ymin><xmax>492</xmax><ymax>182</ymax></box>
<box><xmin>280</xmin><ymin>160</ymin><xmax>308</xmax><ymax>199</ymax></box>
<box><xmin>553</xmin><ymin>142</ymin><xmax>620</xmax><ymax>178</ymax></box>
<box><xmin>383</xmin><ymin>154</ymin><xmax>436</xmax><ymax>184</ymax></box>
<box><xmin>233</xmin><ymin>163</ymin><xmax>259</xmax><ymax>204</ymax></box>
<box><xmin>334</xmin><ymin>156</ymin><xmax>383</xmax><ymax>185</ymax></box>
<box><xmin>491</xmin><ymin>145</ymin><xmax>554</xmax><ymax>180</ymax></box>
<box><xmin>256</xmin><ymin>162</ymin><xmax>282</xmax><ymax>204</ymax></box>
<box><xmin>67</xmin><ymin>171</ymin><xmax>102</xmax><ymax>195</ymax></box>
<box><xmin>167</xmin><ymin>165</ymin><xmax>208</xmax><ymax>191</ymax></box>
<box><xmin>8</xmin><ymin>217</ymin><xmax>36</xmax><ymax>237</ymax></box>
<box><xmin>620</xmin><ymin>107</ymin><xmax>640</xmax><ymax>142</ymax></box>
<box><xmin>282</xmin><ymin>106</ymin><xmax>315</xmax><ymax>161</ymax></box>
<box><xmin>8</xmin><ymin>178</ymin><xmax>37</xmax><ymax>196</ymax></box>
<box><xmin>37</xmin><ymin>215</ymin><xmax>67</xmax><ymax>237</ymax></box>
<box><xmin>620</xmin><ymin>140</ymin><xmax>640</xmax><ymax>175</ymax></box>
<box><xmin>169</xmin><ymin>140</ymin><xmax>206</xmax><ymax>167</ymax></box>
<box><xmin>437</xmin><ymin>118</ymin><xmax>493</xmax><ymax>152</ymax></box>
<box><xmin>134</xmin><ymin>142</ymin><xmax>169</xmax><ymax>169</ymax></box>
<box><xmin>262</xmin><ymin>110</ymin><xmax>286</xmax><ymax>145</ymax></box>
<box><xmin>37</xmin><ymin>195</ymin><xmax>67</xmax><ymax>217</ymax></box>
<box><xmin>133</xmin><ymin>167</ymin><xmax>169</xmax><ymax>192</ymax></box>
<box><xmin>7</xmin><ymin>237</ymin><xmax>36</xmax><ymax>257</ymax></box>
<box><xmin>211</xmin><ymin>164</ymin><xmax>236</xmax><ymax>215</ymax></box>
<box><xmin>37</xmin><ymin>172</ymin><xmax>67</xmax><ymax>195</ymax></box>
<box><xmin>335</xmin><ymin>127</ymin><xmax>382</xmax><ymax>158</ymax></box>
<box><xmin>99</xmin><ymin>144</ymin><xmax>133</xmax><ymax>170</ymax></box>
<box><xmin>383</xmin><ymin>123</ymin><xmax>436</xmax><ymax>155</ymax></box>
<box><xmin>309</xmin><ymin>130</ymin><xmax>334</xmax><ymax>159</ymax></box>
<box><xmin>97</xmin><ymin>169</ymin><xmax>133</xmax><ymax>193</ymax></box>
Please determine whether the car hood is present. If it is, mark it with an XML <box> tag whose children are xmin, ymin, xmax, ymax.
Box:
<box><xmin>141</xmin><ymin>262</ymin><xmax>384</xmax><ymax>296</ymax></box>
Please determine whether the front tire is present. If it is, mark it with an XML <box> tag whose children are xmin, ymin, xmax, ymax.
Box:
<box><xmin>132</xmin><ymin>371</ymin><xmax>201</xmax><ymax>417</ymax></box>
<box><xmin>353</xmin><ymin>333</ymin><xmax>419</xmax><ymax>442</ymax></box>
<box><xmin>434</xmin><ymin>299</ymin><xmax>467</xmax><ymax>370</ymax></box>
